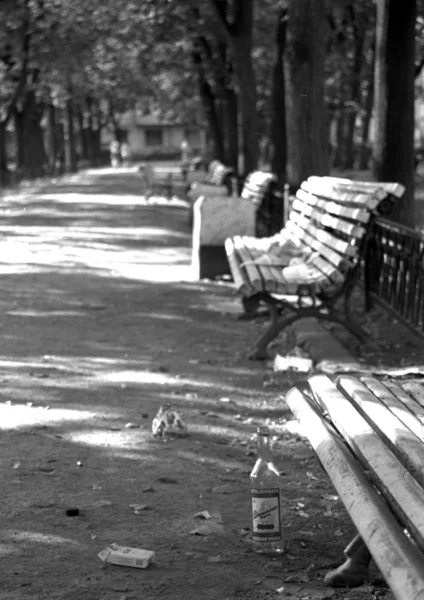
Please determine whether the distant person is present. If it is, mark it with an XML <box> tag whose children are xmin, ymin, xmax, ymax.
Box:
<box><xmin>120</xmin><ymin>142</ymin><xmax>131</xmax><ymax>167</ymax></box>
<box><xmin>180</xmin><ymin>138</ymin><xmax>191</xmax><ymax>180</ymax></box>
<box><xmin>110</xmin><ymin>140</ymin><xmax>121</xmax><ymax>168</ymax></box>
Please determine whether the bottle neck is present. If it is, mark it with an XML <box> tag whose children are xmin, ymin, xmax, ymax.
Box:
<box><xmin>257</xmin><ymin>434</ymin><xmax>272</xmax><ymax>462</ymax></box>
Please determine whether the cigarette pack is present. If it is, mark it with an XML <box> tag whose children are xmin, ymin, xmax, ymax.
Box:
<box><xmin>98</xmin><ymin>543</ymin><xmax>155</xmax><ymax>569</ymax></box>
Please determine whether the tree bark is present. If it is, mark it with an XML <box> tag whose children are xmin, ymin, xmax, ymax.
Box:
<box><xmin>64</xmin><ymin>95</ymin><xmax>78</xmax><ymax>173</ymax></box>
<box><xmin>76</xmin><ymin>106</ymin><xmax>89</xmax><ymax>163</ymax></box>
<box><xmin>0</xmin><ymin>123</ymin><xmax>11</xmax><ymax>187</ymax></box>
<box><xmin>15</xmin><ymin>91</ymin><xmax>46</xmax><ymax>179</ymax></box>
<box><xmin>284</xmin><ymin>0</ymin><xmax>328</xmax><ymax>189</ymax></box>
<box><xmin>45</xmin><ymin>101</ymin><xmax>59</xmax><ymax>174</ymax></box>
<box><xmin>192</xmin><ymin>45</ymin><xmax>226</xmax><ymax>162</ymax></box>
<box><xmin>207</xmin><ymin>0</ymin><xmax>259</xmax><ymax>174</ymax></box>
<box><xmin>270</xmin><ymin>7</ymin><xmax>287</xmax><ymax>188</ymax></box>
<box><xmin>231</xmin><ymin>0</ymin><xmax>258</xmax><ymax>174</ymax></box>
<box><xmin>223</xmin><ymin>86</ymin><xmax>238</xmax><ymax>170</ymax></box>
<box><xmin>372</xmin><ymin>0</ymin><xmax>416</xmax><ymax>225</ymax></box>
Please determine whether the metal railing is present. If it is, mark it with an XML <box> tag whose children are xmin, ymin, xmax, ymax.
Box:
<box><xmin>365</xmin><ymin>218</ymin><xmax>424</xmax><ymax>336</ymax></box>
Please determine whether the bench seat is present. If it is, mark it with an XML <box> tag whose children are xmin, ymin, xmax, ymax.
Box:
<box><xmin>286</xmin><ymin>374</ymin><xmax>424</xmax><ymax>599</ymax></box>
<box><xmin>225</xmin><ymin>176</ymin><xmax>405</xmax><ymax>359</ymax></box>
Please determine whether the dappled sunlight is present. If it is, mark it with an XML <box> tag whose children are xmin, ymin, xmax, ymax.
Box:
<box><xmin>0</xmin><ymin>225</ymin><xmax>192</xmax><ymax>282</ymax></box>
<box><xmin>0</xmin><ymin>172</ymin><xmax>193</xmax><ymax>283</ymax></box>
<box><xmin>96</xmin><ymin>368</ymin><xmax>263</xmax><ymax>396</ymax></box>
<box><xmin>2</xmin><ymin>530</ymin><xmax>81</xmax><ymax>547</ymax></box>
<box><xmin>0</xmin><ymin>402</ymin><xmax>98</xmax><ymax>430</ymax></box>
<box><xmin>63</xmin><ymin>428</ymin><xmax>150</xmax><ymax>450</ymax></box>
<box><xmin>0</xmin><ymin>354</ymin><xmax>263</xmax><ymax>399</ymax></box>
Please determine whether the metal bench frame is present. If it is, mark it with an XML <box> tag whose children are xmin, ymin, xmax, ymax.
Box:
<box><xmin>227</xmin><ymin>177</ymin><xmax>404</xmax><ymax>360</ymax></box>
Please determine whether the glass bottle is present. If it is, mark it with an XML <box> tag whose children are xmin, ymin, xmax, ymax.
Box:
<box><xmin>250</xmin><ymin>426</ymin><xmax>284</xmax><ymax>555</ymax></box>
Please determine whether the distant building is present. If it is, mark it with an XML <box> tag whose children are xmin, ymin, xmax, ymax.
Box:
<box><xmin>109</xmin><ymin>111</ymin><xmax>206</xmax><ymax>160</ymax></box>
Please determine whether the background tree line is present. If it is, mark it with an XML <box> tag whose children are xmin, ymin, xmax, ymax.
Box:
<box><xmin>0</xmin><ymin>0</ymin><xmax>420</xmax><ymax>224</ymax></box>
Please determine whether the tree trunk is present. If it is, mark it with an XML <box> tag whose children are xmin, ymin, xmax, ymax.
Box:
<box><xmin>192</xmin><ymin>45</ymin><xmax>225</xmax><ymax>162</ymax></box>
<box><xmin>15</xmin><ymin>92</ymin><xmax>46</xmax><ymax>179</ymax></box>
<box><xmin>341</xmin><ymin>8</ymin><xmax>366</xmax><ymax>170</ymax></box>
<box><xmin>358</xmin><ymin>71</ymin><xmax>374</xmax><ymax>170</ymax></box>
<box><xmin>76</xmin><ymin>106</ymin><xmax>90</xmax><ymax>162</ymax></box>
<box><xmin>223</xmin><ymin>86</ymin><xmax>238</xmax><ymax>170</ymax></box>
<box><xmin>270</xmin><ymin>7</ymin><xmax>287</xmax><ymax>188</ymax></box>
<box><xmin>232</xmin><ymin>0</ymin><xmax>259</xmax><ymax>174</ymax></box>
<box><xmin>201</xmin><ymin>79</ymin><xmax>225</xmax><ymax>162</ymax></box>
<box><xmin>90</xmin><ymin>99</ymin><xmax>103</xmax><ymax>165</ymax></box>
<box><xmin>45</xmin><ymin>101</ymin><xmax>58</xmax><ymax>174</ymax></box>
<box><xmin>284</xmin><ymin>0</ymin><xmax>328</xmax><ymax>189</ymax></box>
<box><xmin>0</xmin><ymin>122</ymin><xmax>11</xmax><ymax>187</ymax></box>
<box><xmin>372</xmin><ymin>0</ymin><xmax>416</xmax><ymax>225</ymax></box>
<box><xmin>64</xmin><ymin>96</ymin><xmax>78</xmax><ymax>173</ymax></box>
<box><xmin>341</xmin><ymin>106</ymin><xmax>357</xmax><ymax>170</ymax></box>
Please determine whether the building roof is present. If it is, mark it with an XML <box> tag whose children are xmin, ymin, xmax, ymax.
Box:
<box><xmin>120</xmin><ymin>110</ymin><xmax>183</xmax><ymax>129</ymax></box>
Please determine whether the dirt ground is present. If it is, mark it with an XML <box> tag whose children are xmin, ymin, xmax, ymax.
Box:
<box><xmin>0</xmin><ymin>167</ymin><xmax>422</xmax><ymax>600</ymax></box>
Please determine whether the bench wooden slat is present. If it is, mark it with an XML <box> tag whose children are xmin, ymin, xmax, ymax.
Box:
<box><xmin>292</xmin><ymin>197</ymin><xmax>366</xmax><ymax>238</ymax></box>
<box><xmin>256</xmin><ymin>266</ymin><xmax>284</xmax><ymax>293</ymax></box>
<box><xmin>233</xmin><ymin>236</ymin><xmax>266</xmax><ymax>293</ymax></box>
<box><xmin>289</xmin><ymin>209</ymin><xmax>358</xmax><ymax>257</ymax></box>
<box><xmin>384</xmin><ymin>380</ymin><xmax>424</xmax><ymax>425</ymax></box>
<box><xmin>337</xmin><ymin>376</ymin><xmax>424</xmax><ymax>489</ymax></box>
<box><xmin>279</xmin><ymin>261</ymin><xmax>333</xmax><ymax>292</ymax></box>
<box><xmin>285</xmin><ymin>220</ymin><xmax>350</xmax><ymax>271</ymax></box>
<box><xmin>360</xmin><ymin>377</ymin><xmax>424</xmax><ymax>443</ymax></box>
<box><xmin>308</xmin><ymin>375</ymin><xmax>424</xmax><ymax>554</ymax></box>
<box><xmin>296</xmin><ymin>189</ymin><xmax>371</xmax><ymax>224</ymax></box>
<box><xmin>402</xmin><ymin>382</ymin><xmax>424</xmax><ymax>411</ymax></box>
<box><xmin>321</xmin><ymin>176</ymin><xmax>406</xmax><ymax>199</ymax></box>
<box><xmin>306</xmin><ymin>254</ymin><xmax>346</xmax><ymax>284</ymax></box>
<box><xmin>286</xmin><ymin>384</ymin><xmax>424</xmax><ymax>600</ymax></box>
<box><xmin>224</xmin><ymin>238</ymin><xmax>255</xmax><ymax>296</ymax></box>
<box><xmin>303</xmin><ymin>178</ymin><xmax>382</xmax><ymax>208</ymax></box>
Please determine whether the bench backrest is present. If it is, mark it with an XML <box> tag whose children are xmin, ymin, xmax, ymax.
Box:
<box><xmin>286</xmin><ymin>176</ymin><xmax>405</xmax><ymax>278</ymax></box>
<box><xmin>205</xmin><ymin>160</ymin><xmax>234</xmax><ymax>187</ymax></box>
<box><xmin>241</xmin><ymin>171</ymin><xmax>277</xmax><ymax>206</ymax></box>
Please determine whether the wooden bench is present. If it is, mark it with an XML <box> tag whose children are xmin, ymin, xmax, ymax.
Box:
<box><xmin>225</xmin><ymin>176</ymin><xmax>405</xmax><ymax>360</ymax></box>
<box><xmin>286</xmin><ymin>374</ymin><xmax>424</xmax><ymax>598</ymax></box>
<box><xmin>241</xmin><ymin>171</ymin><xmax>285</xmax><ymax>237</ymax></box>
<box><xmin>187</xmin><ymin>159</ymin><xmax>234</xmax><ymax>206</ymax></box>
<box><xmin>138</xmin><ymin>163</ymin><xmax>186</xmax><ymax>200</ymax></box>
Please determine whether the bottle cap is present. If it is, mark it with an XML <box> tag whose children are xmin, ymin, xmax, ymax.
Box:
<box><xmin>257</xmin><ymin>426</ymin><xmax>270</xmax><ymax>436</ymax></box>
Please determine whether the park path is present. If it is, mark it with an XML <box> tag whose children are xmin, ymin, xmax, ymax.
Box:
<box><xmin>0</xmin><ymin>168</ymin><xmax>383</xmax><ymax>600</ymax></box>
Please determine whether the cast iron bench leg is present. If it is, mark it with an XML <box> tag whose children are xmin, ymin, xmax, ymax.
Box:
<box><xmin>324</xmin><ymin>533</ymin><xmax>371</xmax><ymax>588</ymax></box>
<box><xmin>248</xmin><ymin>308</ymin><xmax>299</xmax><ymax>360</ymax></box>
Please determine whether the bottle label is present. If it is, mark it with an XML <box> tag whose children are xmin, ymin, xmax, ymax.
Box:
<box><xmin>251</xmin><ymin>488</ymin><xmax>282</xmax><ymax>541</ymax></box>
